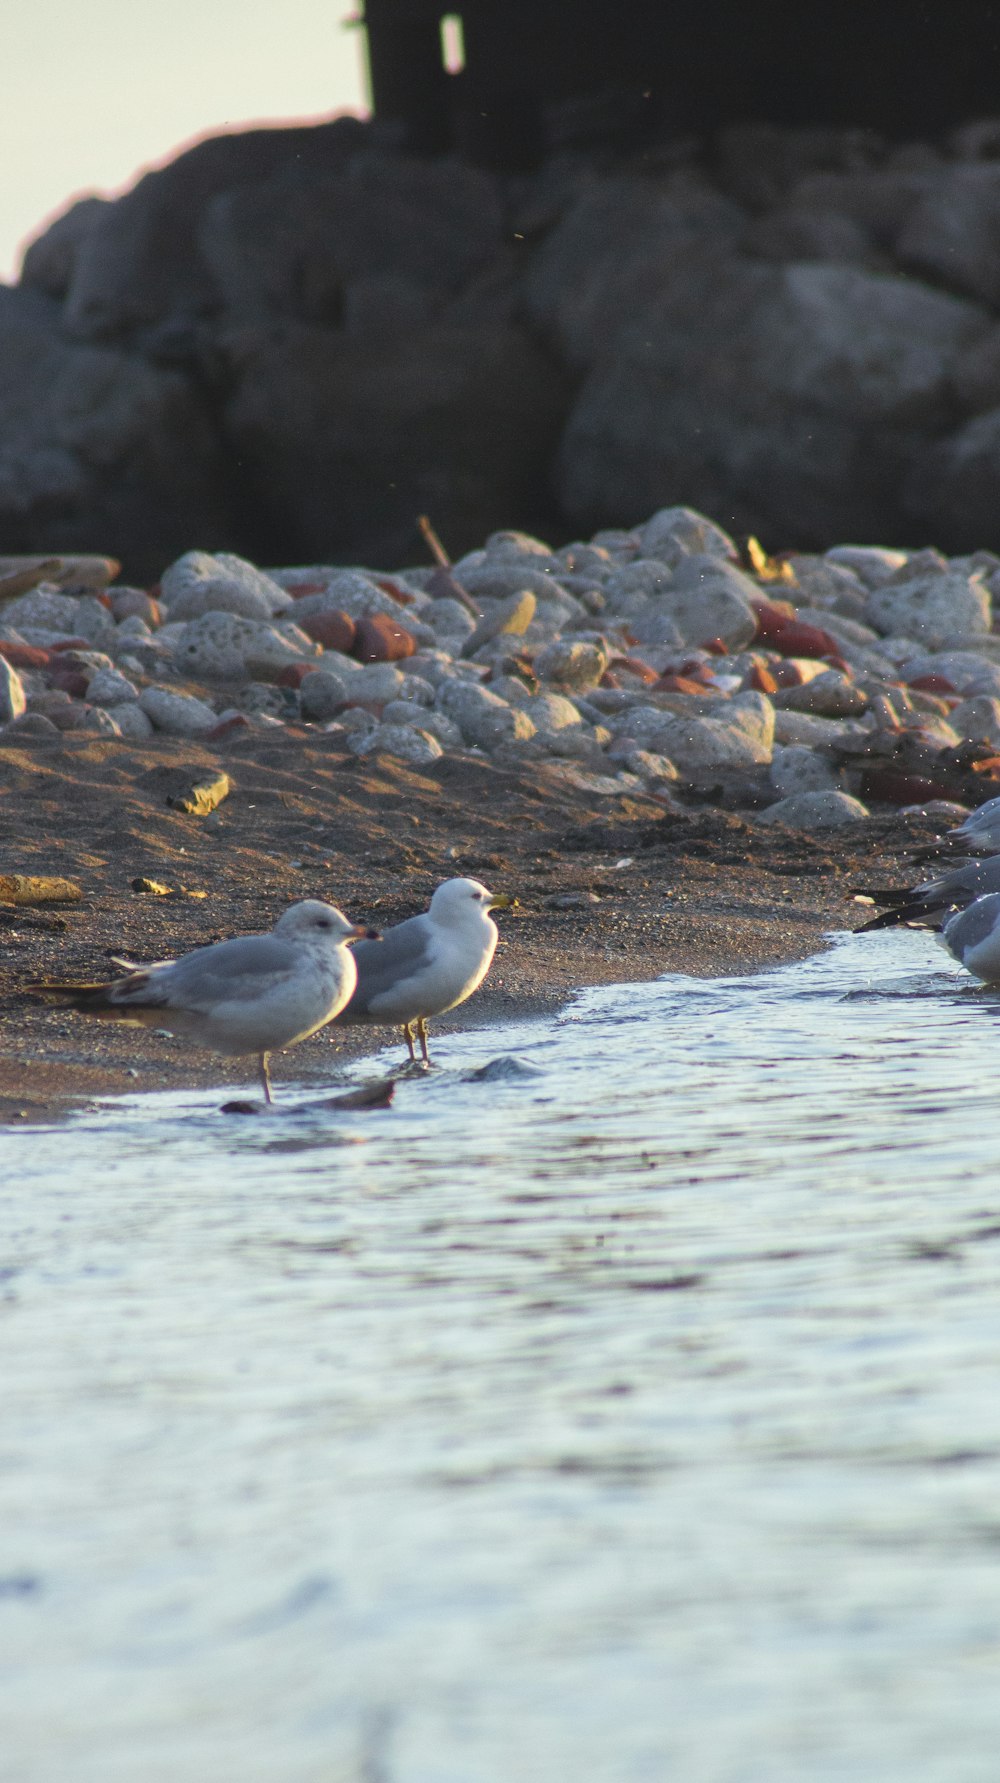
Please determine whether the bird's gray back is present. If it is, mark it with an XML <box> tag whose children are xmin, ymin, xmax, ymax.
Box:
<box><xmin>338</xmin><ymin>914</ymin><xmax>434</xmax><ymax>1019</ymax></box>
<box><xmin>150</xmin><ymin>933</ymin><xmax>302</xmax><ymax>1007</ymax></box>
<box><xmin>944</xmin><ymin>893</ymin><xmax>1000</xmax><ymax>959</ymax></box>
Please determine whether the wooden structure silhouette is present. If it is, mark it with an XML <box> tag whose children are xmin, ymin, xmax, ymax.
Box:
<box><xmin>361</xmin><ymin>2</ymin><xmax>1000</xmax><ymax>166</ymax></box>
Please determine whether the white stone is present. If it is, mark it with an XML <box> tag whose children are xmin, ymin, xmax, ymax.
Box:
<box><xmin>533</xmin><ymin>637</ymin><xmax>608</xmax><ymax>691</ymax></box>
<box><xmin>81</xmin><ymin>706</ymin><xmax>123</xmax><ymax>737</ymax></box>
<box><xmin>381</xmin><ymin>701</ymin><xmax>464</xmax><ymax>748</ymax></box>
<box><xmin>437</xmin><ymin>680</ymin><xmax>537</xmax><ymax>750</ymax></box>
<box><xmin>769</xmin><ymin>744</ymin><xmax>840</xmax><ymax>797</ymax></box>
<box><xmin>298</xmin><ymin>670</ymin><xmax>348</xmax><ymax>721</ymax></box>
<box><xmin>758</xmin><ymin>789</ymin><xmax>870</xmax><ymax>828</ymax></box>
<box><xmin>173</xmin><ymin>611</ymin><xmax>319</xmax><ymax>681</ymax></box>
<box><xmin>635</xmin><ymin>506</ymin><xmax>737</xmax><ymax>565</ymax></box>
<box><xmin>773</xmin><ymin>670</ymin><xmax>869</xmax><ymax>718</ymax></box>
<box><xmin>349</xmin><ymin>723</ymin><xmax>444</xmax><ymax>764</ymax></box>
<box><xmin>950</xmin><ymin>695</ymin><xmax>1000</xmax><ymax>745</ymax></box>
<box><xmin>160</xmin><ymin>550</ymin><xmax>292</xmax><ymax>622</ymax></box>
<box><xmin>2</xmin><ymin>587</ymin><xmax>83</xmax><ymax>633</ymax></box>
<box><xmin>660</xmin><ymin>555</ymin><xmax>759</xmax><ymax>649</ymax></box>
<box><xmin>106</xmin><ymin>701</ymin><xmax>154</xmax><ymax>739</ymax></box>
<box><xmin>456</xmin><ymin>563</ymin><xmax>567</xmax><ymax>603</ymax></box>
<box><xmin>866</xmin><ymin>572</ymin><xmax>991</xmax><ymax>647</ymax></box>
<box><xmin>85</xmin><ymin>666</ymin><xmax>139</xmax><ymax>706</ymax></box>
<box><xmin>139</xmin><ymin>685</ymin><xmax>218</xmax><ymax>736</ymax></box>
<box><xmin>520</xmin><ymin>690</ymin><xmax>586</xmax><ymax>733</ymax></box>
<box><xmin>347</xmin><ymin>663</ymin><xmax>408</xmax><ymax>704</ymax></box>
<box><xmin>824</xmin><ymin>545</ymin><xmax>909</xmax><ymax>586</ymax></box>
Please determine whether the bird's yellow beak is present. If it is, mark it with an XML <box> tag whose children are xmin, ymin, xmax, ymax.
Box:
<box><xmin>489</xmin><ymin>894</ymin><xmax>516</xmax><ymax>911</ymax></box>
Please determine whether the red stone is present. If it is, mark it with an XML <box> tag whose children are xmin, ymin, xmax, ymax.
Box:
<box><xmin>353</xmin><ymin>614</ymin><xmax>417</xmax><ymax>663</ymax></box>
<box><xmin>861</xmin><ymin>767</ymin><xmax>954</xmax><ymax>805</ymax></box>
<box><xmin>48</xmin><ymin>638</ymin><xmax>94</xmax><ymax>652</ymax></box>
<box><xmin>701</xmin><ymin>636</ymin><xmax>729</xmax><ymax>655</ymax></box>
<box><xmin>0</xmin><ymin>640</ymin><xmax>49</xmax><ymax>670</ymax></box>
<box><xmin>46</xmin><ymin>668</ymin><xmax>89</xmax><ymax>698</ymax></box>
<box><xmin>907</xmin><ymin>672</ymin><xmax>958</xmax><ymax>695</ymax></box>
<box><xmin>609</xmin><ymin>655</ymin><xmax>659</xmax><ymax>684</ymax></box>
<box><xmin>204</xmin><ymin>714</ymin><xmax>253</xmax><ymax>741</ymax></box>
<box><xmin>286</xmin><ymin>580</ymin><xmax>330</xmax><ymax>599</ymax></box>
<box><xmin>745</xmin><ymin>661</ymin><xmax>779</xmax><ymax>694</ymax></box>
<box><xmin>274</xmin><ymin>662</ymin><xmax>318</xmax><ymax>689</ymax></box>
<box><xmin>750</xmin><ymin>596</ymin><xmax>840</xmax><ymax>661</ymax></box>
<box><xmin>674</xmin><ymin>659</ymin><xmax>717</xmax><ymax>685</ymax></box>
<box><xmin>110</xmin><ymin>589</ymin><xmax>162</xmax><ymax>627</ymax></box>
<box><xmin>599</xmin><ymin>669</ymin><xmax>623</xmax><ymax>689</ymax></box>
<box><xmin>655</xmin><ymin>673</ymin><xmax>720</xmax><ymax>696</ymax></box>
<box><xmin>375</xmin><ymin>576</ymin><xmax>416</xmax><ymax>607</ymax></box>
<box><xmin>749</xmin><ymin>595</ymin><xmax>798</xmax><ymax>640</ymax></box>
<box><xmin>299</xmin><ymin>609</ymin><xmax>357</xmax><ymax>653</ymax></box>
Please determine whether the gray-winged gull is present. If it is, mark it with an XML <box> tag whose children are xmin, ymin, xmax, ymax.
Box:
<box><xmin>333</xmin><ymin>876</ymin><xmax>512</xmax><ymax>1063</ymax></box>
<box><xmin>32</xmin><ymin>898</ymin><xmax>377</xmax><ymax>1101</ymax></box>
<box><xmin>855</xmin><ymin>855</ymin><xmax>1000</xmax><ymax>932</ymax></box>
<box><xmin>941</xmin><ymin>893</ymin><xmax>1000</xmax><ymax>983</ymax></box>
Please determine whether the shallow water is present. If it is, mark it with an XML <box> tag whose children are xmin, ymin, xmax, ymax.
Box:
<box><xmin>4</xmin><ymin>928</ymin><xmax>1000</xmax><ymax>1782</ymax></box>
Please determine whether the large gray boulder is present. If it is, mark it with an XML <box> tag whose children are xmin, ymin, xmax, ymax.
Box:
<box><xmin>0</xmin><ymin>286</ymin><xmax>230</xmax><ymax>578</ymax></box>
<box><xmin>557</xmin><ymin>259</ymin><xmax>987</xmax><ymax>545</ymax></box>
<box><xmin>201</xmin><ymin>153</ymin><xmax>505</xmax><ymax>325</ymax></box>
<box><xmin>219</xmin><ymin>321</ymin><xmax>568</xmax><ymax>565</ymax></box>
<box><xmin>35</xmin><ymin>119</ymin><xmax>366</xmax><ymax>342</ymax></box>
<box><xmin>523</xmin><ymin>172</ymin><xmax>745</xmax><ymax>367</ymax></box>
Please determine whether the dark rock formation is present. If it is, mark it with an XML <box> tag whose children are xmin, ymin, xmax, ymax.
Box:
<box><xmin>9</xmin><ymin>113</ymin><xmax>1000</xmax><ymax>575</ymax></box>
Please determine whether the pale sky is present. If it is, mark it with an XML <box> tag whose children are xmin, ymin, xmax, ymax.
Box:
<box><xmin>1</xmin><ymin>0</ymin><xmax>369</xmax><ymax>283</ymax></box>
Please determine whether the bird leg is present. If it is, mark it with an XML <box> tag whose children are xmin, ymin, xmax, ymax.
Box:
<box><xmin>401</xmin><ymin>1022</ymin><xmax>417</xmax><ymax>1064</ymax></box>
<box><xmin>416</xmin><ymin>1016</ymin><xmax>431</xmax><ymax>1065</ymax></box>
<box><xmin>258</xmin><ymin>1052</ymin><xmax>274</xmax><ymax>1104</ymax></box>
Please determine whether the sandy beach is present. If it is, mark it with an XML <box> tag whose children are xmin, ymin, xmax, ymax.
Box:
<box><xmin>0</xmin><ymin>723</ymin><xmax>943</xmax><ymax>1118</ymax></box>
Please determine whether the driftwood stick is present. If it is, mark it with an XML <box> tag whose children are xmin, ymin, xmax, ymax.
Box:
<box><xmin>417</xmin><ymin>514</ymin><xmax>452</xmax><ymax>567</ymax></box>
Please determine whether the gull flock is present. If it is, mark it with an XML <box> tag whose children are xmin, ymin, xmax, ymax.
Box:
<box><xmin>34</xmin><ymin>876</ymin><xmax>508</xmax><ymax>1102</ymax></box>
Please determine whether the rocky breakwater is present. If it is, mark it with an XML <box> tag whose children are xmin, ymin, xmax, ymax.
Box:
<box><xmin>4</xmin><ymin>504</ymin><xmax>1000</xmax><ymax>835</ymax></box>
<box><xmin>15</xmin><ymin>118</ymin><xmax>1000</xmax><ymax>569</ymax></box>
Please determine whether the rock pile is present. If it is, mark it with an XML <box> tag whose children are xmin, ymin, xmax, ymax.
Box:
<box><xmin>11</xmin><ymin>118</ymin><xmax>1000</xmax><ymax>570</ymax></box>
<box><xmin>6</xmin><ymin>504</ymin><xmax>1000</xmax><ymax>832</ymax></box>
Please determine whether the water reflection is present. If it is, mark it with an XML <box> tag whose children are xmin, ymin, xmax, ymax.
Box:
<box><xmin>3</xmin><ymin>928</ymin><xmax>1000</xmax><ymax>1781</ymax></box>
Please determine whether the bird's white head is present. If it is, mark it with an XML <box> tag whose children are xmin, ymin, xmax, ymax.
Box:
<box><xmin>428</xmin><ymin>877</ymin><xmax>511</xmax><ymax>927</ymax></box>
<box><xmin>274</xmin><ymin>900</ymin><xmax>378</xmax><ymax>944</ymax></box>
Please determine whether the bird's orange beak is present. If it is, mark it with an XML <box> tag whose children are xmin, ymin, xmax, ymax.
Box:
<box><xmin>350</xmin><ymin>923</ymin><xmax>381</xmax><ymax>942</ymax></box>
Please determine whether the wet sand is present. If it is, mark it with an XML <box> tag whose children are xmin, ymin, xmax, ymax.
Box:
<box><xmin>0</xmin><ymin>726</ymin><xmax>941</xmax><ymax>1118</ymax></box>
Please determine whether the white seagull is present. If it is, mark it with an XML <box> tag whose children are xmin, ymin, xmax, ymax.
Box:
<box><xmin>941</xmin><ymin>892</ymin><xmax>1000</xmax><ymax>984</ymax></box>
<box><xmin>333</xmin><ymin>876</ymin><xmax>511</xmax><ymax>1063</ymax></box>
<box><xmin>32</xmin><ymin>899</ymin><xmax>377</xmax><ymax>1101</ymax></box>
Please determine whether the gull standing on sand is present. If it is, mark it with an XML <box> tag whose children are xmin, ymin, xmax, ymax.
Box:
<box><xmin>940</xmin><ymin>894</ymin><xmax>1000</xmax><ymax>984</ymax></box>
<box><xmin>31</xmin><ymin>899</ymin><xmax>377</xmax><ymax>1102</ymax></box>
<box><xmin>333</xmin><ymin>876</ymin><xmax>512</xmax><ymax>1063</ymax></box>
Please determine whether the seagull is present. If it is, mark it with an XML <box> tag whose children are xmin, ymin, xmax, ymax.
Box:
<box><xmin>333</xmin><ymin>876</ymin><xmax>512</xmax><ymax>1064</ymax></box>
<box><xmin>854</xmin><ymin>856</ymin><xmax>1000</xmax><ymax>932</ymax></box>
<box><xmin>923</xmin><ymin>794</ymin><xmax>1000</xmax><ymax>857</ymax></box>
<box><xmin>941</xmin><ymin>893</ymin><xmax>1000</xmax><ymax>983</ymax></box>
<box><xmin>31</xmin><ymin>899</ymin><xmax>377</xmax><ymax>1102</ymax></box>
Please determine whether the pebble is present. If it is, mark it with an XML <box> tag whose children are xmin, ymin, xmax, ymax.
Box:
<box><xmin>350</xmin><ymin>723</ymin><xmax>444</xmax><ymax>764</ymax></box>
<box><xmin>757</xmin><ymin>790</ymin><xmax>871</xmax><ymax>829</ymax></box>
<box><xmin>139</xmin><ymin>686</ymin><xmax>218</xmax><ymax>737</ymax></box>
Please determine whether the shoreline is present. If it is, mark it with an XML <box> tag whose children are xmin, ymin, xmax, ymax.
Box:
<box><xmin>0</xmin><ymin>727</ymin><xmax>941</xmax><ymax>1122</ymax></box>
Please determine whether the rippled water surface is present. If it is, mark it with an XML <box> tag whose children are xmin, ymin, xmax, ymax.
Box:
<box><xmin>5</xmin><ymin>928</ymin><xmax>1000</xmax><ymax>1782</ymax></box>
